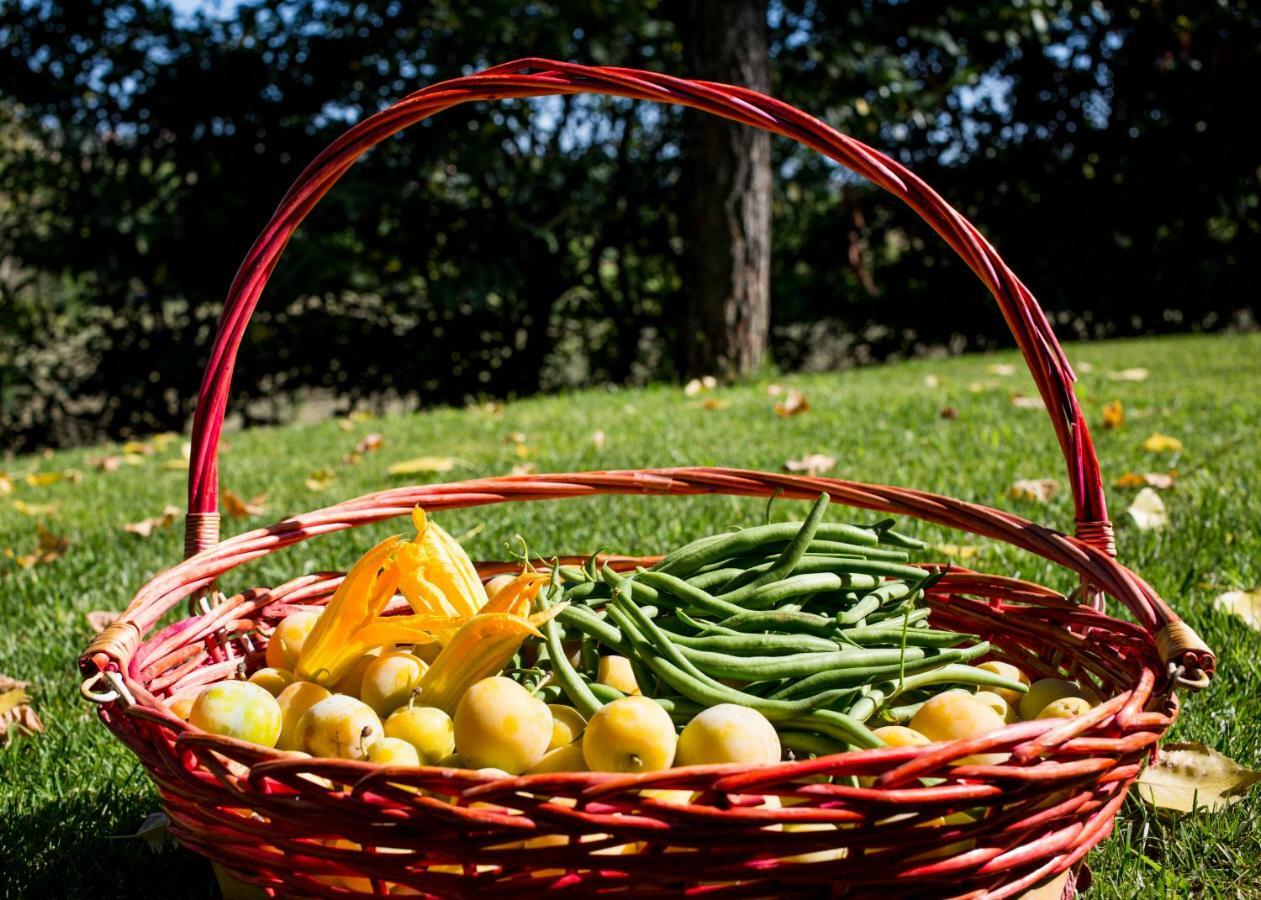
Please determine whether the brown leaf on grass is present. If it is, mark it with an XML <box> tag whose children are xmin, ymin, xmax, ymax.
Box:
<box><xmin>337</xmin><ymin>418</ymin><xmax>355</xmax><ymax>432</ymax></box>
<box><xmin>1010</xmin><ymin>479</ymin><xmax>1059</xmax><ymax>503</ymax></box>
<box><xmin>1102</xmin><ymin>400</ymin><xmax>1125</xmax><ymax>430</ymax></box>
<box><xmin>987</xmin><ymin>363</ymin><xmax>1016</xmax><ymax>376</ymax></box>
<box><xmin>1126</xmin><ymin>487</ymin><xmax>1168</xmax><ymax>530</ymax></box>
<box><xmin>1213</xmin><ymin>589</ymin><xmax>1261</xmax><ymax>631</ymax></box>
<box><xmin>86</xmin><ymin>610</ymin><xmax>120</xmax><ymax>634</ymax></box>
<box><xmin>766</xmin><ymin>383</ymin><xmax>784</xmax><ymax>397</ymax></box>
<box><xmin>222</xmin><ymin>490</ymin><xmax>267</xmax><ymax>518</ymax></box>
<box><xmin>508</xmin><ymin>463</ymin><xmax>537</xmax><ymax>476</ymax></box>
<box><xmin>0</xmin><ymin>675</ymin><xmax>44</xmax><ymax>745</ymax></box>
<box><xmin>1107</xmin><ymin>367</ymin><xmax>1149</xmax><ymax>382</ymax></box>
<box><xmin>774</xmin><ymin>388</ymin><xmax>810</xmax><ymax>417</ymax></box>
<box><xmin>939</xmin><ymin>406</ymin><xmax>959</xmax><ymax>420</ymax></box>
<box><xmin>161</xmin><ymin>458</ymin><xmax>188</xmax><ymax>471</ymax></box>
<box><xmin>1016</xmin><ymin>871</ymin><xmax>1070</xmax><ymax>900</ymax></box>
<box><xmin>784</xmin><ymin>453</ymin><xmax>836</xmax><ymax>476</ymax></box>
<box><xmin>592</xmin><ymin>429</ymin><xmax>607</xmax><ymax>450</ymax></box>
<box><xmin>109</xmin><ymin>811</ymin><xmax>173</xmax><ymax>854</ymax></box>
<box><xmin>0</xmin><ymin>473</ymin><xmax>12</xmax><ymax>495</ymax></box>
<box><xmin>1114</xmin><ymin>471</ymin><xmax>1176</xmax><ymax>490</ymax></box>
<box><xmin>12</xmin><ymin>500</ymin><xmax>58</xmax><ymax>517</ymax></box>
<box><xmin>305</xmin><ymin>469</ymin><xmax>337</xmax><ymax>491</ymax></box>
<box><xmin>10</xmin><ymin>525</ymin><xmax>69</xmax><ymax>569</ymax></box>
<box><xmin>502</xmin><ymin>432</ymin><xmax>527</xmax><ymax>444</ymax></box>
<box><xmin>122</xmin><ymin>440</ymin><xmax>155</xmax><ymax>456</ymax></box>
<box><xmin>355</xmin><ymin>433</ymin><xmax>384</xmax><ymax>454</ymax></box>
<box><xmin>1136</xmin><ymin>743</ymin><xmax>1261</xmax><ymax>813</ymax></box>
<box><xmin>387</xmin><ymin>456</ymin><xmax>462</xmax><ymax>476</ymax></box>
<box><xmin>1010</xmin><ymin>393</ymin><xmax>1045</xmax><ymax>410</ymax></box>
<box><xmin>697</xmin><ymin>397</ymin><xmax>728</xmax><ymax>411</ymax></box>
<box><xmin>124</xmin><ymin>505</ymin><xmax>180</xmax><ymax>537</ymax></box>
<box><xmin>1142</xmin><ymin>432</ymin><xmax>1183</xmax><ymax>453</ymax></box>
<box><xmin>923</xmin><ymin>374</ymin><xmax>941</xmax><ymax>389</ymax></box>
<box><xmin>92</xmin><ymin>455</ymin><xmax>124</xmax><ymax>472</ymax></box>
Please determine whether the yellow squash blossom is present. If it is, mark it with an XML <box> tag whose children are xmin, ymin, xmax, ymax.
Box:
<box><xmin>295</xmin><ymin>535</ymin><xmax>462</xmax><ymax>686</ymax></box>
<box><xmin>397</xmin><ymin>508</ymin><xmax>489</xmax><ymax>619</ymax></box>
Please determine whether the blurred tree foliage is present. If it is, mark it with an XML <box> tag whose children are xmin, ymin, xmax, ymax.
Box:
<box><xmin>1</xmin><ymin>0</ymin><xmax>1256</xmax><ymax>450</ymax></box>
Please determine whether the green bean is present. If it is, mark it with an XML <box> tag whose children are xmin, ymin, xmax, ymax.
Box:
<box><xmin>880</xmin><ymin>700</ymin><xmax>927</xmax><ymax>723</ymax></box>
<box><xmin>875</xmin><ymin>526</ymin><xmax>927</xmax><ymax>550</ymax></box>
<box><xmin>838</xmin><ymin>626</ymin><xmax>974</xmax><ymax>648</ymax></box>
<box><xmin>606</xmin><ymin>598</ymin><xmax>858</xmax><ymax>719</ymax></box>
<box><xmin>879</xmin><ymin>663</ymin><xmax>1029</xmax><ymax>701</ymax></box>
<box><xmin>561</xmin><ymin>581</ymin><xmax>610</xmax><ymax>604</ymax></box>
<box><xmin>717</xmin><ymin>555</ymin><xmax>898</xmax><ymax>596</ymax></box>
<box><xmin>588</xmin><ymin>681</ymin><xmax>626</xmax><ymax>703</ymax></box>
<box><xmin>685</xmin><ymin>567</ymin><xmax>748</xmax><ymax>592</ymax></box>
<box><xmin>779</xmin><ymin>731</ymin><xmax>846</xmax><ymax>758</ymax></box>
<box><xmin>677</xmin><ymin>645</ymin><xmax>933</xmax><ymax>681</ymax></box>
<box><xmin>579</xmin><ymin>632</ymin><xmax>599</xmax><ymax>675</ymax></box>
<box><xmin>717</xmin><ymin>609</ymin><xmax>836</xmax><ymax>637</ymax></box>
<box><xmin>807</xmin><ymin>541</ymin><xmax>910</xmax><ymax>562</ymax></box>
<box><xmin>599</xmin><ymin>565</ymin><xmax>669</xmax><ymax>607</ymax></box>
<box><xmin>716</xmin><ymin>493</ymin><xmax>830</xmax><ymax>602</ymax></box>
<box><xmin>781</xmin><ymin>710</ymin><xmax>882</xmax><ymax>749</ymax></box>
<box><xmin>663</xmin><ymin>630</ymin><xmax>841</xmax><ymax>655</ymax></box>
<box><xmin>836</xmin><ymin>595</ymin><xmax>881</xmax><ymax>626</ymax></box>
<box><xmin>844</xmin><ymin>686</ymin><xmax>888</xmax><ymax>722</ymax></box>
<box><xmin>863</xmin><ymin>604</ymin><xmax>931</xmax><ymax>627</ymax></box>
<box><xmin>730</xmin><ymin>572</ymin><xmax>880</xmax><ymax>610</ymax></box>
<box><xmin>674</xmin><ymin>609</ymin><xmax>741</xmax><ymax>636</ymax></box>
<box><xmin>649</xmin><ymin>531</ymin><xmax>738</xmax><ymax>574</ymax></box>
<box><xmin>557</xmin><ymin>565</ymin><xmax>593</xmax><ymax>584</ymax></box>
<box><xmin>632</xmin><ymin>569</ymin><xmax>748</xmax><ymax>618</ymax></box>
<box><xmin>539</xmin><ymin>583</ymin><xmax>603</xmax><ymax>718</ymax></box>
<box><xmin>767</xmin><ymin>644</ymin><xmax>991</xmax><ymax>700</ymax></box>
<box><xmin>654</xmin><ymin>520</ymin><xmax>880</xmax><ymax>578</ymax></box>
<box><xmin>558</xmin><ymin>605</ymin><xmax>632</xmax><ymax>655</ymax></box>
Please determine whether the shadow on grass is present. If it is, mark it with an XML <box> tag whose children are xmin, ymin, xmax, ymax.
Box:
<box><xmin>1</xmin><ymin>785</ymin><xmax>218</xmax><ymax>900</ymax></box>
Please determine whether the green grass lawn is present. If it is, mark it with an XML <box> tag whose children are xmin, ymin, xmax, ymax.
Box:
<box><xmin>2</xmin><ymin>331</ymin><xmax>1258</xmax><ymax>898</ymax></box>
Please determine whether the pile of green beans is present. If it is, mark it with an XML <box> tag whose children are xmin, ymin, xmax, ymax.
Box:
<box><xmin>536</xmin><ymin>494</ymin><xmax>1027</xmax><ymax>756</ymax></box>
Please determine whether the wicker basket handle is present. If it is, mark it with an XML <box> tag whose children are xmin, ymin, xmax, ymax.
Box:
<box><xmin>185</xmin><ymin>58</ymin><xmax>1111</xmax><ymax>555</ymax></box>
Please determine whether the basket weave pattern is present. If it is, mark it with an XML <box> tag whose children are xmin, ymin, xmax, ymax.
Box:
<box><xmin>80</xmin><ymin>60</ymin><xmax>1213</xmax><ymax>898</ymax></box>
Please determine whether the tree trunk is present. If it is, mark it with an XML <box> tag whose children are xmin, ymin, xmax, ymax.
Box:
<box><xmin>680</xmin><ymin>0</ymin><xmax>772</xmax><ymax>378</ymax></box>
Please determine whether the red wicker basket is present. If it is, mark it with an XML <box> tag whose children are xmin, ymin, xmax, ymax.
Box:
<box><xmin>79</xmin><ymin>59</ymin><xmax>1215</xmax><ymax>899</ymax></box>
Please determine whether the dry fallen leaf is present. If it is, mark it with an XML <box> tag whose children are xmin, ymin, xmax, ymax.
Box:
<box><xmin>161</xmin><ymin>458</ymin><xmax>189</xmax><ymax>471</ymax></box>
<box><xmin>923</xmin><ymin>374</ymin><xmax>940</xmax><ymax>389</ymax></box>
<box><xmin>122</xmin><ymin>440</ymin><xmax>155</xmax><ymax>456</ymax></box>
<box><xmin>124</xmin><ymin>505</ymin><xmax>180</xmax><ymax>538</ymax></box>
<box><xmin>222</xmin><ymin>490</ymin><xmax>267</xmax><ymax>518</ymax></box>
<box><xmin>514</xmin><ymin>442</ymin><xmax>531</xmax><ymax>458</ymax></box>
<box><xmin>766</xmin><ymin>383</ymin><xmax>784</xmax><ymax>397</ymax></box>
<box><xmin>86</xmin><ymin>610</ymin><xmax>120</xmax><ymax>634</ymax></box>
<box><xmin>1107</xmin><ymin>367</ymin><xmax>1149</xmax><ymax>382</ymax></box>
<box><xmin>784</xmin><ymin>453</ymin><xmax>836</xmax><ymax>476</ymax></box>
<box><xmin>0</xmin><ymin>473</ymin><xmax>12</xmax><ymax>496</ymax></box>
<box><xmin>1142</xmin><ymin>432</ymin><xmax>1184</xmax><ymax>453</ymax></box>
<box><xmin>1010</xmin><ymin>393</ymin><xmax>1045</xmax><ymax>410</ymax></box>
<box><xmin>1114</xmin><ymin>471</ymin><xmax>1176</xmax><ymax>490</ymax></box>
<box><xmin>697</xmin><ymin>397</ymin><xmax>728</xmax><ymax>411</ymax></box>
<box><xmin>502</xmin><ymin>431</ymin><xmax>527</xmax><ymax>445</ymax></box>
<box><xmin>939</xmin><ymin>406</ymin><xmax>959</xmax><ymax>420</ymax></box>
<box><xmin>1213</xmin><ymin>589</ymin><xmax>1261</xmax><ymax>631</ymax></box>
<box><xmin>0</xmin><ymin>674</ymin><xmax>44</xmax><ymax>745</ymax></box>
<box><xmin>1136</xmin><ymin>743</ymin><xmax>1261</xmax><ymax>813</ymax></box>
<box><xmin>508</xmin><ymin>463</ymin><xmax>538</xmax><ymax>476</ymax></box>
<box><xmin>1127</xmin><ymin>487</ymin><xmax>1168</xmax><ymax>530</ymax></box>
<box><xmin>1076</xmin><ymin>361</ymin><xmax>1095</xmax><ymax>373</ymax></box>
<box><xmin>109</xmin><ymin>811</ymin><xmax>174</xmax><ymax>854</ymax></box>
<box><xmin>24</xmin><ymin>472</ymin><xmax>62</xmax><ymax>488</ymax></box>
<box><xmin>775</xmin><ymin>388</ymin><xmax>810</xmax><ymax>417</ymax></box>
<box><xmin>387</xmin><ymin>457</ymin><xmax>462</xmax><ymax>476</ymax></box>
<box><xmin>11</xmin><ymin>524</ymin><xmax>69</xmax><ymax>569</ymax></box>
<box><xmin>92</xmin><ymin>455</ymin><xmax>124</xmax><ymax>472</ymax></box>
<box><xmin>1010</xmin><ymin>479</ymin><xmax>1059</xmax><ymax>503</ymax></box>
<box><xmin>935</xmin><ymin>543</ymin><xmax>981</xmax><ymax>560</ymax></box>
<box><xmin>987</xmin><ymin>363</ymin><xmax>1016</xmax><ymax>376</ymax></box>
<box><xmin>305</xmin><ymin>469</ymin><xmax>338</xmax><ymax>491</ymax></box>
<box><xmin>592</xmin><ymin>429</ymin><xmax>606</xmax><ymax>450</ymax></box>
<box><xmin>355</xmin><ymin>433</ymin><xmax>384</xmax><ymax>454</ymax></box>
<box><xmin>12</xmin><ymin>500</ymin><xmax>58</xmax><ymax>517</ymax></box>
<box><xmin>1102</xmin><ymin>400</ymin><xmax>1125</xmax><ymax>430</ymax></box>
